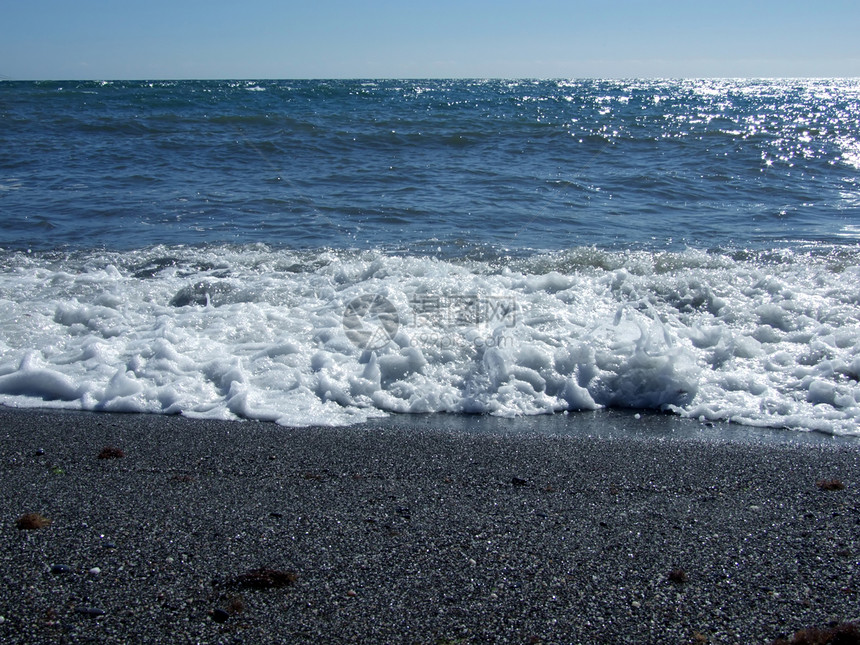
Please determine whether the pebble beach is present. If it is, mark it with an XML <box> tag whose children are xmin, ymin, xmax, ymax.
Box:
<box><xmin>1</xmin><ymin>406</ymin><xmax>859</xmax><ymax>644</ymax></box>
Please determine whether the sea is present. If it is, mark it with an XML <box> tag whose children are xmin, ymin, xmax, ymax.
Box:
<box><xmin>1</xmin><ymin>79</ymin><xmax>859</xmax><ymax>435</ymax></box>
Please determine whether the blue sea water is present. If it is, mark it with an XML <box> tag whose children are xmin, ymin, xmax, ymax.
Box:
<box><xmin>1</xmin><ymin>79</ymin><xmax>859</xmax><ymax>433</ymax></box>
<box><xmin>4</xmin><ymin>78</ymin><xmax>860</xmax><ymax>253</ymax></box>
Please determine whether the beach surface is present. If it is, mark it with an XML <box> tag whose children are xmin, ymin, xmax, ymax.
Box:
<box><xmin>1</xmin><ymin>406</ymin><xmax>858</xmax><ymax>644</ymax></box>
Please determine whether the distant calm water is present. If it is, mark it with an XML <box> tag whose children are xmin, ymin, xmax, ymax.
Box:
<box><xmin>1</xmin><ymin>79</ymin><xmax>859</xmax><ymax>433</ymax></box>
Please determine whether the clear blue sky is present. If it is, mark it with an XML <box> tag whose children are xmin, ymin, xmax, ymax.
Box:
<box><xmin>2</xmin><ymin>0</ymin><xmax>859</xmax><ymax>80</ymax></box>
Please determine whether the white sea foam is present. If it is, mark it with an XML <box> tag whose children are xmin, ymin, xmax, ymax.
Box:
<box><xmin>0</xmin><ymin>245</ymin><xmax>858</xmax><ymax>434</ymax></box>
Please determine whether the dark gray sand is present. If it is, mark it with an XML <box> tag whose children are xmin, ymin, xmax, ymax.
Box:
<box><xmin>1</xmin><ymin>407</ymin><xmax>858</xmax><ymax>644</ymax></box>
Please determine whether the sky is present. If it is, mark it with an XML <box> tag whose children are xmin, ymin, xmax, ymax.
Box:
<box><xmin>2</xmin><ymin>0</ymin><xmax>859</xmax><ymax>80</ymax></box>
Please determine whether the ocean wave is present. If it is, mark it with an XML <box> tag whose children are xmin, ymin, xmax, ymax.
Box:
<box><xmin>0</xmin><ymin>245</ymin><xmax>857</xmax><ymax>434</ymax></box>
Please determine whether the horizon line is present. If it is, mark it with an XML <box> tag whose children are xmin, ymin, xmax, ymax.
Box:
<box><xmin>3</xmin><ymin>75</ymin><xmax>860</xmax><ymax>83</ymax></box>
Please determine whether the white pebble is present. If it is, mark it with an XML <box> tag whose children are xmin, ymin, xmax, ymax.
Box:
<box><xmin>89</xmin><ymin>567</ymin><xmax>101</xmax><ymax>576</ymax></box>
<box><xmin>634</xmin><ymin>413</ymin><xmax>641</xmax><ymax>420</ymax></box>
<box><xmin>631</xmin><ymin>600</ymin><xmax>641</xmax><ymax>609</ymax></box>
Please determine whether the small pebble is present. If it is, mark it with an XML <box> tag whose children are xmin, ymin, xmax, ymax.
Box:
<box><xmin>35</xmin><ymin>448</ymin><xmax>45</xmax><ymax>456</ymax></box>
<box><xmin>211</xmin><ymin>608</ymin><xmax>230</xmax><ymax>623</ymax></box>
<box><xmin>75</xmin><ymin>607</ymin><xmax>105</xmax><ymax>617</ymax></box>
<box><xmin>50</xmin><ymin>564</ymin><xmax>72</xmax><ymax>575</ymax></box>
<box><xmin>634</xmin><ymin>413</ymin><xmax>641</xmax><ymax>420</ymax></box>
<box><xmin>89</xmin><ymin>567</ymin><xmax>101</xmax><ymax>576</ymax></box>
<box><xmin>346</xmin><ymin>589</ymin><xmax>357</xmax><ymax>597</ymax></box>
<box><xmin>631</xmin><ymin>600</ymin><xmax>641</xmax><ymax>609</ymax></box>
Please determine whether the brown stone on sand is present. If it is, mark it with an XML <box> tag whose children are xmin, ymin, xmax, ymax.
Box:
<box><xmin>816</xmin><ymin>479</ymin><xmax>845</xmax><ymax>491</ymax></box>
<box><xmin>668</xmin><ymin>568</ymin><xmax>688</xmax><ymax>584</ymax></box>
<box><xmin>16</xmin><ymin>513</ymin><xmax>52</xmax><ymax>530</ymax></box>
<box><xmin>769</xmin><ymin>621</ymin><xmax>860</xmax><ymax>645</ymax></box>
<box><xmin>98</xmin><ymin>445</ymin><xmax>125</xmax><ymax>459</ymax></box>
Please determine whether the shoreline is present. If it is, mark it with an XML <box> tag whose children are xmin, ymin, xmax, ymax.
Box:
<box><xmin>1</xmin><ymin>406</ymin><xmax>858</xmax><ymax>643</ymax></box>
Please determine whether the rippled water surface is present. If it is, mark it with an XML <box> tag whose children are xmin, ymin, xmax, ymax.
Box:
<box><xmin>2</xmin><ymin>79</ymin><xmax>859</xmax><ymax>253</ymax></box>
